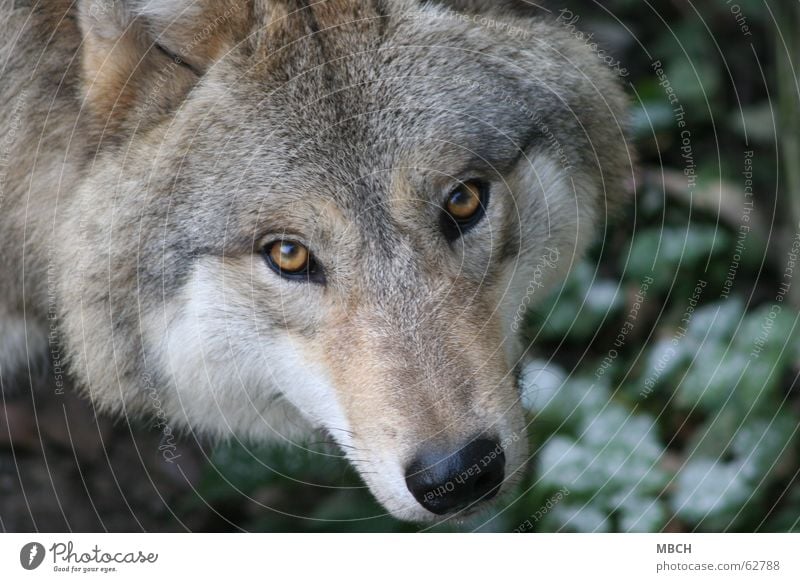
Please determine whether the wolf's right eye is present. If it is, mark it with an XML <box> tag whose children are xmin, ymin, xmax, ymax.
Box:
<box><xmin>263</xmin><ymin>240</ymin><xmax>324</xmax><ymax>283</ymax></box>
<box><xmin>440</xmin><ymin>179</ymin><xmax>489</xmax><ymax>241</ymax></box>
<box><xmin>446</xmin><ymin>181</ymin><xmax>482</xmax><ymax>220</ymax></box>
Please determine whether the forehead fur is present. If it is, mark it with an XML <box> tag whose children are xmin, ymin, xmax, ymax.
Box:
<box><xmin>148</xmin><ymin>5</ymin><xmax>593</xmax><ymax>226</ymax></box>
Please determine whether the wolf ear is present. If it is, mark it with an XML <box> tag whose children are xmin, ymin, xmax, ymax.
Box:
<box><xmin>77</xmin><ymin>0</ymin><xmax>248</xmax><ymax>135</ymax></box>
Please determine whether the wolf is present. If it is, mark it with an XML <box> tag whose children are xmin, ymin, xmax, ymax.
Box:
<box><xmin>0</xmin><ymin>0</ymin><xmax>632</xmax><ymax>522</ymax></box>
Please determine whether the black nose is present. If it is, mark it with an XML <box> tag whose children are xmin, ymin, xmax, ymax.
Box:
<box><xmin>404</xmin><ymin>438</ymin><xmax>505</xmax><ymax>515</ymax></box>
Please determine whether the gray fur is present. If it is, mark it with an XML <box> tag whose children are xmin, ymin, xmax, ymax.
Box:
<box><xmin>0</xmin><ymin>0</ymin><xmax>633</xmax><ymax>521</ymax></box>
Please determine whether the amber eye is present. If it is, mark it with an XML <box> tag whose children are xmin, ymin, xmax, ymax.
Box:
<box><xmin>270</xmin><ymin>240</ymin><xmax>309</xmax><ymax>272</ymax></box>
<box><xmin>263</xmin><ymin>239</ymin><xmax>323</xmax><ymax>282</ymax></box>
<box><xmin>441</xmin><ymin>179</ymin><xmax>489</xmax><ymax>241</ymax></box>
<box><xmin>446</xmin><ymin>181</ymin><xmax>482</xmax><ymax>220</ymax></box>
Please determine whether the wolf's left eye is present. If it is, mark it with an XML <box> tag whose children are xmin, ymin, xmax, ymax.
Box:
<box><xmin>440</xmin><ymin>179</ymin><xmax>489</xmax><ymax>241</ymax></box>
<box><xmin>263</xmin><ymin>239</ymin><xmax>323</xmax><ymax>283</ymax></box>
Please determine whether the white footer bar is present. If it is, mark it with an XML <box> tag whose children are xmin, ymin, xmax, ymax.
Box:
<box><xmin>1</xmin><ymin>533</ymin><xmax>797</xmax><ymax>580</ymax></box>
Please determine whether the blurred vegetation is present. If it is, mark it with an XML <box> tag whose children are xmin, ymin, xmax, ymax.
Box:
<box><xmin>186</xmin><ymin>1</ymin><xmax>799</xmax><ymax>532</ymax></box>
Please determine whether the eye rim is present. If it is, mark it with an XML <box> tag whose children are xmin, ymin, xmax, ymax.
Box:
<box><xmin>261</xmin><ymin>238</ymin><xmax>325</xmax><ymax>284</ymax></box>
<box><xmin>440</xmin><ymin>178</ymin><xmax>490</xmax><ymax>241</ymax></box>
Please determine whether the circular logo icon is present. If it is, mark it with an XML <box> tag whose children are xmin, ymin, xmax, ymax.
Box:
<box><xmin>20</xmin><ymin>542</ymin><xmax>46</xmax><ymax>570</ymax></box>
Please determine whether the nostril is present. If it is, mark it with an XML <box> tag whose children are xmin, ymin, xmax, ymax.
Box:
<box><xmin>473</xmin><ymin>470</ymin><xmax>494</xmax><ymax>494</ymax></box>
<box><xmin>404</xmin><ymin>438</ymin><xmax>505</xmax><ymax>515</ymax></box>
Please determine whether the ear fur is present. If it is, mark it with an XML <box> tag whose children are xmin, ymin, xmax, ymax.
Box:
<box><xmin>76</xmin><ymin>0</ymin><xmax>248</xmax><ymax>135</ymax></box>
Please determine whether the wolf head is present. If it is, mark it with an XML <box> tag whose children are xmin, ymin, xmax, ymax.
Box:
<box><xmin>59</xmin><ymin>0</ymin><xmax>632</xmax><ymax>521</ymax></box>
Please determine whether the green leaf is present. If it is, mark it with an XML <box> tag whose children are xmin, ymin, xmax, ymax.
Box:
<box><xmin>624</xmin><ymin>226</ymin><xmax>731</xmax><ymax>293</ymax></box>
<box><xmin>665</xmin><ymin>58</ymin><xmax>720</xmax><ymax>109</ymax></box>
<box><xmin>677</xmin><ymin>345</ymin><xmax>746</xmax><ymax>413</ymax></box>
<box><xmin>630</xmin><ymin>100</ymin><xmax>675</xmax><ymax>138</ymax></box>
<box><xmin>684</xmin><ymin>298</ymin><xmax>745</xmax><ymax>350</ymax></box>
<box><xmin>522</xmin><ymin>363</ymin><xmax>611</xmax><ymax>431</ymax></box>
<box><xmin>535</xmin><ymin>264</ymin><xmax>623</xmax><ymax>342</ymax></box>
<box><xmin>538</xmin><ymin>402</ymin><xmax>668</xmax><ymax>515</ymax></box>
<box><xmin>685</xmin><ymin>408</ymin><xmax>743</xmax><ymax>460</ymax></box>
<box><xmin>637</xmin><ymin>337</ymin><xmax>690</xmax><ymax>397</ymax></box>
<box><xmin>613</xmin><ymin>495</ymin><xmax>669</xmax><ymax>533</ymax></box>
<box><xmin>520</xmin><ymin>360</ymin><xmax>567</xmax><ymax>414</ymax></box>
<box><xmin>732</xmin><ymin>412</ymin><xmax>797</xmax><ymax>482</ymax></box>
<box><xmin>580</xmin><ymin>406</ymin><xmax>668</xmax><ymax>496</ymax></box>
<box><xmin>671</xmin><ymin>458</ymin><xmax>752</xmax><ymax>530</ymax></box>
<box><xmin>544</xmin><ymin>503</ymin><xmax>611</xmax><ymax>533</ymax></box>
<box><xmin>538</xmin><ymin>436</ymin><xmax>599</xmax><ymax>496</ymax></box>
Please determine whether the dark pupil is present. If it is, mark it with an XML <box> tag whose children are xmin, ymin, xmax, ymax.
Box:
<box><xmin>451</xmin><ymin>189</ymin><xmax>472</xmax><ymax>208</ymax></box>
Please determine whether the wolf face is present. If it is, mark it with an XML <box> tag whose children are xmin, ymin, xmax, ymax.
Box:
<box><xmin>45</xmin><ymin>0</ymin><xmax>633</xmax><ymax>522</ymax></box>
